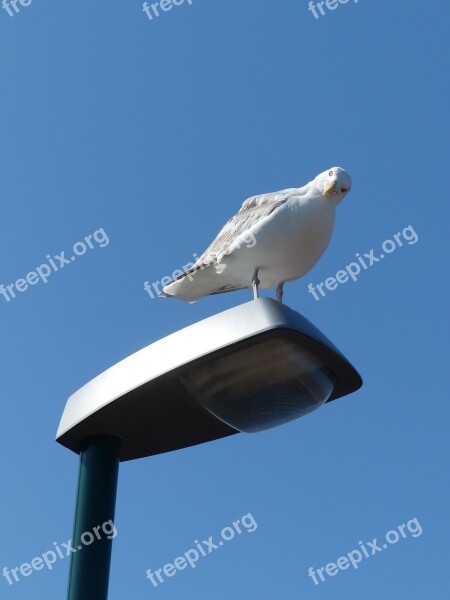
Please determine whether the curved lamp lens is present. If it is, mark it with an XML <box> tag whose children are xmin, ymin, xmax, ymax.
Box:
<box><xmin>179</xmin><ymin>338</ymin><xmax>335</xmax><ymax>433</ymax></box>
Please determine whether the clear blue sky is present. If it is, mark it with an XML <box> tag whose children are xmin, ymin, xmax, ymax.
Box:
<box><xmin>1</xmin><ymin>1</ymin><xmax>448</xmax><ymax>598</ymax></box>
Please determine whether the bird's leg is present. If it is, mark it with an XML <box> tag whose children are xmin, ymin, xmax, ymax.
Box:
<box><xmin>276</xmin><ymin>282</ymin><xmax>284</xmax><ymax>303</ymax></box>
<box><xmin>252</xmin><ymin>268</ymin><xmax>260</xmax><ymax>300</ymax></box>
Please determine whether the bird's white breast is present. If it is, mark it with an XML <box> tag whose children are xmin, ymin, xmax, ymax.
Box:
<box><xmin>225</xmin><ymin>194</ymin><xmax>336</xmax><ymax>289</ymax></box>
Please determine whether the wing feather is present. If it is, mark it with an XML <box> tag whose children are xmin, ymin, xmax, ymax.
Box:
<box><xmin>197</xmin><ymin>189</ymin><xmax>295</xmax><ymax>260</ymax></box>
<box><xmin>171</xmin><ymin>188</ymin><xmax>296</xmax><ymax>283</ymax></box>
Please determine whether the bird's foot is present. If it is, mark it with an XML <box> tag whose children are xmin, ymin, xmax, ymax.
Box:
<box><xmin>276</xmin><ymin>282</ymin><xmax>284</xmax><ymax>303</ymax></box>
<box><xmin>252</xmin><ymin>268</ymin><xmax>260</xmax><ymax>300</ymax></box>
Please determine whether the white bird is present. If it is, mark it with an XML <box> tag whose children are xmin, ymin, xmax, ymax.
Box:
<box><xmin>161</xmin><ymin>167</ymin><xmax>352</xmax><ymax>303</ymax></box>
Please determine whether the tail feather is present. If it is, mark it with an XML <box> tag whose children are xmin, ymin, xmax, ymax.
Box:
<box><xmin>161</xmin><ymin>263</ymin><xmax>244</xmax><ymax>302</ymax></box>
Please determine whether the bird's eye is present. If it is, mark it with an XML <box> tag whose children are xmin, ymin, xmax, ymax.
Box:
<box><xmin>328</xmin><ymin>170</ymin><xmax>333</xmax><ymax>176</ymax></box>
<box><xmin>341</xmin><ymin>188</ymin><xmax>347</xmax><ymax>193</ymax></box>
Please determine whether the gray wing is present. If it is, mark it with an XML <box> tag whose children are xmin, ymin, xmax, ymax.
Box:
<box><xmin>195</xmin><ymin>189</ymin><xmax>294</xmax><ymax>265</ymax></box>
<box><xmin>170</xmin><ymin>188</ymin><xmax>294</xmax><ymax>283</ymax></box>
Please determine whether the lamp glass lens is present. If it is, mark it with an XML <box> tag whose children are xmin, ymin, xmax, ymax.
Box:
<box><xmin>179</xmin><ymin>338</ymin><xmax>335</xmax><ymax>433</ymax></box>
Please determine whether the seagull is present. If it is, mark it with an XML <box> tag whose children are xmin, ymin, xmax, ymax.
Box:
<box><xmin>161</xmin><ymin>167</ymin><xmax>352</xmax><ymax>303</ymax></box>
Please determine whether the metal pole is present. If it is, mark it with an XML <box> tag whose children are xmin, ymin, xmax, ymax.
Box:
<box><xmin>67</xmin><ymin>435</ymin><xmax>121</xmax><ymax>600</ymax></box>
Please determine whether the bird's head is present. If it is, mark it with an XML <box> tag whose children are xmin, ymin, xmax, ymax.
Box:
<box><xmin>315</xmin><ymin>167</ymin><xmax>352</xmax><ymax>203</ymax></box>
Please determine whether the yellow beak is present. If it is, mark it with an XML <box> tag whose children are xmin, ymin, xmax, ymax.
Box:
<box><xmin>322</xmin><ymin>181</ymin><xmax>336</xmax><ymax>196</ymax></box>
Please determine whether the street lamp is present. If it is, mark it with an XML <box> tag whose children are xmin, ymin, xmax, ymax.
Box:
<box><xmin>57</xmin><ymin>298</ymin><xmax>362</xmax><ymax>599</ymax></box>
